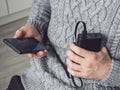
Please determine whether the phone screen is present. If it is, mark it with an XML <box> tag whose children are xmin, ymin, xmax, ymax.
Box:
<box><xmin>3</xmin><ymin>38</ymin><xmax>46</xmax><ymax>54</ymax></box>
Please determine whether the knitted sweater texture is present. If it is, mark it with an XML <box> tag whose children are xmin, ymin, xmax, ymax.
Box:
<box><xmin>21</xmin><ymin>0</ymin><xmax>120</xmax><ymax>90</ymax></box>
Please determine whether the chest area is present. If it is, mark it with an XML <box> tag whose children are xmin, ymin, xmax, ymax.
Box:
<box><xmin>48</xmin><ymin>0</ymin><xmax>120</xmax><ymax>57</ymax></box>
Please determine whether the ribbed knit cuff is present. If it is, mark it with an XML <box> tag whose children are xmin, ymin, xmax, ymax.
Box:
<box><xmin>100</xmin><ymin>59</ymin><xmax>120</xmax><ymax>87</ymax></box>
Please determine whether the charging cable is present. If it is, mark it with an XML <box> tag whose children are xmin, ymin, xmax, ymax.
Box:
<box><xmin>69</xmin><ymin>21</ymin><xmax>88</xmax><ymax>88</ymax></box>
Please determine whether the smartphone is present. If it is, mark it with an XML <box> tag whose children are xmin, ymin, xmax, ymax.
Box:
<box><xmin>3</xmin><ymin>38</ymin><xmax>46</xmax><ymax>54</ymax></box>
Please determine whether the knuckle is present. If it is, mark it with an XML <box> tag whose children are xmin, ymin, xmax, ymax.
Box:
<box><xmin>70</xmin><ymin>54</ymin><xmax>75</xmax><ymax>60</ymax></box>
<box><xmin>15</xmin><ymin>30</ymin><xmax>18</xmax><ymax>34</ymax></box>
<box><xmin>20</xmin><ymin>26</ymin><xmax>25</xmax><ymax>29</ymax></box>
<box><xmin>72</xmin><ymin>71</ymin><xmax>78</xmax><ymax>77</ymax></box>
<box><xmin>66</xmin><ymin>58</ymin><xmax>70</xmax><ymax>65</ymax></box>
<box><xmin>68</xmin><ymin>68</ymin><xmax>78</xmax><ymax>77</ymax></box>
<box><xmin>66</xmin><ymin>50</ymin><xmax>70</xmax><ymax>56</ymax></box>
<box><xmin>67</xmin><ymin>51</ymin><xmax>75</xmax><ymax>60</ymax></box>
<box><xmin>83</xmin><ymin>73</ymin><xmax>90</xmax><ymax>78</ymax></box>
<box><xmin>76</xmin><ymin>48</ymin><xmax>81</xmax><ymax>54</ymax></box>
<box><xmin>85</xmin><ymin>63</ymin><xmax>93</xmax><ymax>69</ymax></box>
<box><xmin>91</xmin><ymin>54</ymin><xmax>98</xmax><ymax>61</ymax></box>
<box><xmin>87</xmin><ymin>64</ymin><xmax>93</xmax><ymax>69</ymax></box>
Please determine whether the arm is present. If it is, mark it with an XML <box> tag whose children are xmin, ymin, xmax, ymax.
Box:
<box><xmin>100</xmin><ymin>35</ymin><xmax>120</xmax><ymax>86</ymax></box>
<box><xmin>99</xmin><ymin>6</ymin><xmax>120</xmax><ymax>87</ymax></box>
<box><xmin>26</xmin><ymin>0</ymin><xmax>51</xmax><ymax>37</ymax></box>
<box><xmin>67</xmin><ymin>5</ymin><xmax>120</xmax><ymax>87</ymax></box>
<box><xmin>100</xmin><ymin>58</ymin><xmax>120</xmax><ymax>87</ymax></box>
<box><xmin>13</xmin><ymin>0</ymin><xmax>50</xmax><ymax>58</ymax></box>
<box><xmin>67</xmin><ymin>43</ymin><xmax>120</xmax><ymax>87</ymax></box>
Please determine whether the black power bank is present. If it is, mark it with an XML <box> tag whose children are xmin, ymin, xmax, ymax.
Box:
<box><xmin>3</xmin><ymin>38</ymin><xmax>46</xmax><ymax>54</ymax></box>
<box><xmin>77</xmin><ymin>33</ymin><xmax>102</xmax><ymax>52</ymax></box>
<box><xmin>75</xmin><ymin>21</ymin><xmax>102</xmax><ymax>52</ymax></box>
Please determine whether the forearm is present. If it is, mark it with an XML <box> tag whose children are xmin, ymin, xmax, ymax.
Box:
<box><xmin>98</xmin><ymin>6</ymin><xmax>120</xmax><ymax>87</ymax></box>
<box><xmin>26</xmin><ymin>0</ymin><xmax>51</xmax><ymax>36</ymax></box>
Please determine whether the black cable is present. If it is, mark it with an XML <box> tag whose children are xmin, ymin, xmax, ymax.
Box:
<box><xmin>45</xmin><ymin>21</ymin><xmax>87</xmax><ymax>88</ymax></box>
<box><xmin>75</xmin><ymin>21</ymin><xmax>87</xmax><ymax>41</ymax></box>
<box><xmin>71</xmin><ymin>75</ymin><xmax>83</xmax><ymax>88</ymax></box>
<box><xmin>70</xmin><ymin>21</ymin><xmax>88</xmax><ymax>88</ymax></box>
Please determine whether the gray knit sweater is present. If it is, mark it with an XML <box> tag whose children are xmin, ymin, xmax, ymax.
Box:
<box><xmin>21</xmin><ymin>0</ymin><xmax>120</xmax><ymax>90</ymax></box>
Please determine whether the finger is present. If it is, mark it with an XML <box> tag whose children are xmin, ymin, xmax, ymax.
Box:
<box><xmin>13</xmin><ymin>29</ymin><xmax>23</xmax><ymax>38</ymax></box>
<box><xmin>67</xmin><ymin>67</ymin><xmax>81</xmax><ymax>77</ymax></box>
<box><xmin>66</xmin><ymin>58</ymin><xmax>81</xmax><ymax>71</ymax></box>
<box><xmin>69</xmin><ymin>42</ymin><xmax>90</xmax><ymax>58</ymax></box>
<box><xmin>34</xmin><ymin>35</ymin><xmax>42</xmax><ymax>42</ymax></box>
<box><xmin>101</xmin><ymin>46</ymin><xmax>108</xmax><ymax>54</ymax></box>
<box><xmin>15</xmin><ymin>26</ymin><xmax>32</xmax><ymax>38</ymax></box>
<box><xmin>67</xmin><ymin>57</ymin><xmax>96</xmax><ymax>75</ymax></box>
<box><xmin>67</xmin><ymin>67</ymin><xmax>90</xmax><ymax>78</ymax></box>
<box><xmin>67</xmin><ymin>50</ymin><xmax>84</xmax><ymax>64</ymax></box>
<box><xmin>26</xmin><ymin>50</ymin><xmax>47</xmax><ymax>58</ymax></box>
<box><xmin>26</xmin><ymin>53</ymin><xmax>34</xmax><ymax>58</ymax></box>
<box><xmin>35</xmin><ymin>50</ymin><xmax>48</xmax><ymax>58</ymax></box>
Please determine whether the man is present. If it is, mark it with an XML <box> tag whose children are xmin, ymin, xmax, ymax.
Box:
<box><xmin>7</xmin><ymin>0</ymin><xmax>120</xmax><ymax>89</ymax></box>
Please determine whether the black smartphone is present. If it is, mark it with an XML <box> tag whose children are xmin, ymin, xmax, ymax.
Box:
<box><xmin>3</xmin><ymin>38</ymin><xmax>46</xmax><ymax>54</ymax></box>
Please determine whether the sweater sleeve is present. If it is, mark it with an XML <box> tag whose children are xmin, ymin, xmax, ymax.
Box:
<box><xmin>100</xmin><ymin>58</ymin><xmax>120</xmax><ymax>87</ymax></box>
<box><xmin>26</xmin><ymin>0</ymin><xmax>51</xmax><ymax>37</ymax></box>
<box><xmin>88</xmin><ymin>6</ymin><xmax>120</xmax><ymax>87</ymax></box>
<box><xmin>100</xmin><ymin>6</ymin><xmax>120</xmax><ymax>87</ymax></box>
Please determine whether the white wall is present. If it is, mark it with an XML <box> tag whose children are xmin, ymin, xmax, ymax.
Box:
<box><xmin>0</xmin><ymin>0</ymin><xmax>8</xmax><ymax>17</ymax></box>
<box><xmin>0</xmin><ymin>0</ymin><xmax>32</xmax><ymax>26</ymax></box>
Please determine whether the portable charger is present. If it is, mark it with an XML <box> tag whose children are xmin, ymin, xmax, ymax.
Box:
<box><xmin>75</xmin><ymin>21</ymin><xmax>102</xmax><ymax>52</ymax></box>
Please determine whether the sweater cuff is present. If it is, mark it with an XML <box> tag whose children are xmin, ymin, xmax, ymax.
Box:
<box><xmin>100</xmin><ymin>59</ymin><xmax>120</xmax><ymax>87</ymax></box>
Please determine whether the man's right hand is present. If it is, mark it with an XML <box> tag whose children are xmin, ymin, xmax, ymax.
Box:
<box><xmin>14</xmin><ymin>25</ymin><xmax>48</xmax><ymax>58</ymax></box>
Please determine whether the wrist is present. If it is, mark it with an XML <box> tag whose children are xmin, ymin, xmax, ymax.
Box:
<box><xmin>102</xmin><ymin>59</ymin><xmax>112</xmax><ymax>80</ymax></box>
<box><xmin>97</xmin><ymin>58</ymin><xmax>112</xmax><ymax>80</ymax></box>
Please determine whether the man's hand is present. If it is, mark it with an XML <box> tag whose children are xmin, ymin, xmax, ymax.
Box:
<box><xmin>66</xmin><ymin>43</ymin><xmax>112</xmax><ymax>80</ymax></box>
<box><xmin>14</xmin><ymin>25</ymin><xmax>48</xmax><ymax>58</ymax></box>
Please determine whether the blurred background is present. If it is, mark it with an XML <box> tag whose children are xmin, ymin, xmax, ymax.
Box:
<box><xmin>0</xmin><ymin>0</ymin><xmax>32</xmax><ymax>89</ymax></box>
